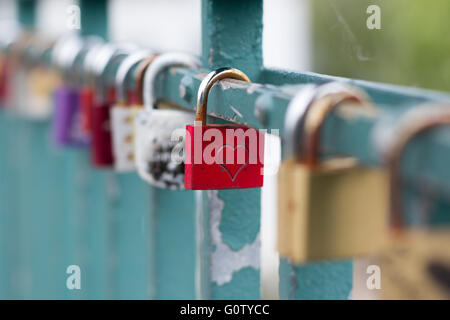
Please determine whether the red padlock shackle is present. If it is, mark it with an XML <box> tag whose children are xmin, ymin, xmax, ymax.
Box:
<box><xmin>196</xmin><ymin>67</ymin><xmax>250</xmax><ymax>125</ymax></box>
<box><xmin>384</xmin><ymin>105</ymin><xmax>450</xmax><ymax>231</ymax></box>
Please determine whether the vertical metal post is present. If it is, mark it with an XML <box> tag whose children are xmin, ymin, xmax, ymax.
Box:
<box><xmin>80</xmin><ymin>0</ymin><xmax>154</xmax><ymax>300</ymax></box>
<box><xmin>199</xmin><ymin>0</ymin><xmax>264</xmax><ymax>299</ymax></box>
<box><xmin>79</xmin><ymin>0</ymin><xmax>108</xmax><ymax>39</ymax></box>
<box><xmin>17</xmin><ymin>0</ymin><xmax>36</xmax><ymax>29</ymax></box>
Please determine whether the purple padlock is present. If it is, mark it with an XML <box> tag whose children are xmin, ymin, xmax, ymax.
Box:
<box><xmin>52</xmin><ymin>85</ymin><xmax>90</xmax><ymax>147</ymax></box>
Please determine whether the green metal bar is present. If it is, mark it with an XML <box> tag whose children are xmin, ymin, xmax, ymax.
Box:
<box><xmin>153</xmin><ymin>67</ymin><xmax>450</xmax><ymax>192</ymax></box>
<box><xmin>57</xmin><ymin>0</ymin><xmax>112</xmax><ymax>299</ymax></box>
<box><xmin>279</xmin><ymin>259</ymin><xmax>352</xmax><ymax>300</ymax></box>
<box><xmin>17</xmin><ymin>0</ymin><xmax>37</xmax><ymax>29</ymax></box>
<box><xmin>201</xmin><ymin>0</ymin><xmax>263</xmax><ymax>80</ymax></box>
<box><xmin>198</xmin><ymin>0</ymin><xmax>264</xmax><ymax>299</ymax></box>
<box><xmin>79</xmin><ymin>0</ymin><xmax>108</xmax><ymax>39</ymax></box>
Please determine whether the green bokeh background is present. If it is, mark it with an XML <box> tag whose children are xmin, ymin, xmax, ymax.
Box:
<box><xmin>312</xmin><ymin>0</ymin><xmax>450</xmax><ymax>92</ymax></box>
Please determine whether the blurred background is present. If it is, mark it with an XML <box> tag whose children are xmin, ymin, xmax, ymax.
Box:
<box><xmin>1</xmin><ymin>0</ymin><xmax>449</xmax><ymax>300</ymax></box>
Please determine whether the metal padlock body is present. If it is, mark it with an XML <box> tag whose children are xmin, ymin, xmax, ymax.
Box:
<box><xmin>278</xmin><ymin>157</ymin><xmax>388</xmax><ymax>263</ymax></box>
<box><xmin>185</xmin><ymin>124</ymin><xmax>265</xmax><ymax>190</ymax></box>
<box><xmin>135</xmin><ymin>109</ymin><xmax>193</xmax><ymax>189</ymax></box>
<box><xmin>52</xmin><ymin>85</ymin><xmax>89</xmax><ymax>147</ymax></box>
<box><xmin>110</xmin><ymin>104</ymin><xmax>140</xmax><ymax>172</ymax></box>
<box><xmin>26</xmin><ymin>67</ymin><xmax>62</xmax><ymax>120</ymax></box>
<box><xmin>376</xmin><ymin>231</ymin><xmax>450</xmax><ymax>300</ymax></box>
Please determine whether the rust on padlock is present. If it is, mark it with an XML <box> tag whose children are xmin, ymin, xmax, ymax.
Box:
<box><xmin>375</xmin><ymin>105</ymin><xmax>450</xmax><ymax>299</ymax></box>
<box><xmin>278</xmin><ymin>84</ymin><xmax>388</xmax><ymax>263</ymax></box>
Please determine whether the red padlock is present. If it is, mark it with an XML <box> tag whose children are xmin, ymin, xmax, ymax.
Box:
<box><xmin>90</xmin><ymin>45</ymin><xmax>129</xmax><ymax>167</ymax></box>
<box><xmin>185</xmin><ymin>67</ymin><xmax>265</xmax><ymax>190</ymax></box>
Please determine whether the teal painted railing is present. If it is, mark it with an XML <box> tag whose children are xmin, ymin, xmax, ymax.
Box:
<box><xmin>1</xmin><ymin>0</ymin><xmax>450</xmax><ymax>300</ymax></box>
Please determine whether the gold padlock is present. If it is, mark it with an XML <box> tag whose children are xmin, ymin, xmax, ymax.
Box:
<box><xmin>377</xmin><ymin>105</ymin><xmax>450</xmax><ymax>300</ymax></box>
<box><xmin>278</xmin><ymin>83</ymin><xmax>389</xmax><ymax>263</ymax></box>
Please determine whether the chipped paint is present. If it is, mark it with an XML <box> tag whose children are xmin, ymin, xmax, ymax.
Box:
<box><xmin>179</xmin><ymin>83</ymin><xmax>186</xmax><ymax>100</ymax></box>
<box><xmin>229</xmin><ymin>105</ymin><xmax>243</xmax><ymax>119</ymax></box>
<box><xmin>246</xmin><ymin>83</ymin><xmax>265</xmax><ymax>95</ymax></box>
<box><xmin>208</xmin><ymin>190</ymin><xmax>260</xmax><ymax>286</ymax></box>
<box><xmin>219</xmin><ymin>79</ymin><xmax>249</xmax><ymax>91</ymax></box>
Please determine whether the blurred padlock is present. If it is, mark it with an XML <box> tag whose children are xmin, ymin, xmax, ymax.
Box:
<box><xmin>24</xmin><ymin>36</ymin><xmax>62</xmax><ymax>120</ymax></box>
<box><xmin>91</xmin><ymin>44</ymin><xmax>135</xmax><ymax>167</ymax></box>
<box><xmin>0</xmin><ymin>51</ymin><xmax>8</xmax><ymax>106</ymax></box>
<box><xmin>51</xmin><ymin>36</ymin><xmax>101</xmax><ymax>147</ymax></box>
<box><xmin>0</xmin><ymin>19</ymin><xmax>20</xmax><ymax>107</ymax></box>
<box><xmin>277</xmin><ymin>82</ymin><xmax>388</xmax><ymax>263</ymax></box>
<box><xmin>376</xmin><ymin>105</ymin><xmax>450</xmax><ymax>300</ymax></box>
<box><xmin>184</xmin><ymin>67</ymin><xmax>265</xmax><ymax>190</ymax></box>
<box><xmin>4</xmin><ymin>31</ymin><xmax>34</xmax><ymax>112</ymax></box>
<box><xmin>110</xmin><ymin>50</ymin><xmax>153</xmax><ymax>172</ymax></box>
<box><xmin>79</xmin><ymin>42</ymin><xmax>105</xmax><ymax>135</ymax></box>
<box><xmin>134</xmin><ymin>53</ymin><xmax>201</xmax><ymax>189</ymax></box>
<box><xmin>51</xmin><ymin>35</ymin><xmax>85</xmax><ymax>146</ymax></box>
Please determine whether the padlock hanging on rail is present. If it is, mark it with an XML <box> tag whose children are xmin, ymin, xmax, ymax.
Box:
<box><xmin>277</xmin><ymin>82</ymin><xmax>389</xmax><ymax>263</ymax></box>
<box><xmin>134</xmin><ymin>52</ymin><xmax>201</xmax><ymax>189</ymax></box>
<box><xmin>184</xmin><ymin>67</ymin><xmax>265</xmax><ymax>190</ymax></box>
<box><xmin>110</xmin><ymin>49</ymin><xmax>154</xmax><ymax>173</ymax></box>
<box><xmin>51</xmin><ymin>35</ymin><xmax>102</xmax><ymax>147</ymax></box>
<box><xmin>89</xmin><ymin>43</ymin><xmax>137</xmax><ymax>167</ymax></box>
<box><xmin>375</xmin><ymin>104</ymin><xmax>450</xmax><ymax>300</ymax></box>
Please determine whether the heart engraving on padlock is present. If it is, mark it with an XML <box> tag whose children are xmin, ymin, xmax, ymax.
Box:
<box><xmin>216</xmin><ymin>144</ymin><xmax>249</xmax><ymax>182</ymax></box>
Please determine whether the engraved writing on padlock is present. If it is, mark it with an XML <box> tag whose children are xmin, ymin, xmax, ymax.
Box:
<box><xmin>52</xmin><ymin>85</ymin><xmax>89</xmax><ymax>147</ymax></box>
<box><xmin>184</xmin><ymin>67</ymin><xmax>265</xmax><ymax>190</ymax></box>
<box><xmin>277</xmin><ymin>83</ymin><xmax>388</xmax><ymax>263</ymax></box>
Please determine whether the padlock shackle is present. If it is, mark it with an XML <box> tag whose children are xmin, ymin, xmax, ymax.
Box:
<box><xmin>196</xmin><ymin>67</ymin><xmax>250</xmax><ymax>125</ymax></box>
<box><xmin>303</xmin><ymin>89</ymin><xmax>369</xmax><ymax>166</ymax></box>
<box><xmin>65</xmin><ymin>36</ymin><xmax>104</xmax><ymax>85</ymax></box>
<box><xmin>143</xmin><ymin>52</ymin><xmax>201</xmax><ymax>112</ymax></box>
<box><xmin>0</xmin><ymin>19</ymin><xmax>20</xmax><ymax>51</ymax></box>
<box><xmin>93</xmin><ymin>43</ymin><xmax>137</xmax><ymax>102</ymax></box>
<box><xmin>385</xmin><ymin>105</ymin><xmax>450</xmax><ymax>231</ymax></box>
<box><xmin>285</xmin><ymin>82</ymin><xmax>370</xmax><ymax>163</ymax></box>
<box><xmin>284</xmin><ymin>85</ymin><xmax>319</xmax><ymax>160</ymax></box>
<box><xmin>135</xmin><ymin>54</ymin><xmax>158</xmax><ymax>106</ymax></box>
<box><xmin>115</xmin><ymin>50</ymin><xmax>152</xmax><ymax>105</ymax></box>
<box><xmin>52</xmin><ymin>35</ymin><xmax>83</xmax><ymax>73</ymax></box>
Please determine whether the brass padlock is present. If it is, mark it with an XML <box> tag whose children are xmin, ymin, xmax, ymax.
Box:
<box><xmin>377</xmin><ymin>105</ymin><xmax>450</xmax><ymax>300</ymax></box>
<box><xmin>278</xmin><ymin>83</ymin><xmax>389</xmax><ymax>263</ymax></box>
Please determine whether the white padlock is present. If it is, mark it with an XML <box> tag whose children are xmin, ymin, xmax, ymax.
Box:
<box><xmin>134</xmin><ymin>53</ymin><xmax>201</xmax><ymax>189</ymax></box>
<box><xmin>111</xmin><ymin>50</ymin><xmax>151</xmax><ymax>172</ymax></box>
